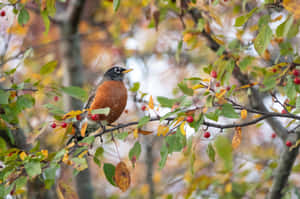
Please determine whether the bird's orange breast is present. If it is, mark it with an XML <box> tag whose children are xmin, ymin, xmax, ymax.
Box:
<box><xmin>90</xmin><ymin>80</ymin><xmax>127</xmax><ymax>123</ymax></box>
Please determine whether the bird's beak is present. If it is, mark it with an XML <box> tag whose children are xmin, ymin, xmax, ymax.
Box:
<box><xmin>122</xmin><ymin>68</ymin><xmax>133</xmax><ymax>74</ymax></box>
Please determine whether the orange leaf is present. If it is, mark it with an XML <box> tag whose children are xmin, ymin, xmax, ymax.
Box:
<box><xmin>215</xmin><ymin>89</ymin><xmax>226</xmax><ymax>99</ymax></box>
<box><xmin>114</xmin><ymin>161</ymin><xmax>131</xmax><ymax>192</ymax></box>
<box><xmin>232</xmin><ymin>127</ymin><xmax>242</xmax><ymax>149</ymax></box>
<box><xmin>148</xmin><ymin>96</ymin><xmax>154</xmax><ymax>109</ymax></box>
<box><xmin>237</xmin><ymin>82</ymin><xmax>258</xmax><ymax>89</ymax></box>
<box><xmin>81</xmin><ymin>122</ymin><xmax>88</xmax><ymax>137</ymax></box>
<box><xmin>241</xmin><ymin>109</ymin><xmax>247</xmax><ymax>120</ymax></box>
<box><xmin>138</xmin><ymin>129</ymin><xmax>153</xmax><ymax>135</ymax></box>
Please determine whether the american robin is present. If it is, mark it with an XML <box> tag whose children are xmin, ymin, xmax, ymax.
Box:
<box><xmin>84</xmin><ymin>66</ymin><xmax>133</xmax><ymax>124</ymax></box>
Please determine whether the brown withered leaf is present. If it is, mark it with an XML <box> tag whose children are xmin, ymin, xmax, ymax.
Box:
<box><xmin>114</xmin><ymin>161</ymin><xmax>131</xmax><ymax>192</ymax></box>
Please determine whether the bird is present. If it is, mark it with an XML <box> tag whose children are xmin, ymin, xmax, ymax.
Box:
<box><xmin>84</xmin><ymin>66</ymin><xmax>133</xmax><ymax>124</ymax></box>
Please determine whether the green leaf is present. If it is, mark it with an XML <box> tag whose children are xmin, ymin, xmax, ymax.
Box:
<box><xmin>103</xmin><ymin>163</ymin><xmax>116</xmax><ymax>186</ymax></box>
<box><xmin>296</xmin><ymin>96</ymin><xmax>300</xmax><ymax>111</ymax></box>
<box><xmin>16</xmin><ymin>94</ymin><xmax>35</xmax><ymax>112</ymax></box>
<box><xmin>221</xmin><ymin>103</ymin><xmax>239</xmax><ymax>119</ymax></box>
<box><xmin>93</xmin><ymin>147</ymin><xmax>104</xmax><ymax>167</ymax></box>
<box><xmin>44</xmin><ymin>164</ymin><xmax>59</xmax><ymax>189</ymax></box>
<box><xmin>178</xmin><ymin>82</ymin><xmax>194</xmax><ymax>96</ymax></box>
<box><xmin>61</xmin><ymin>86</ymin><xmax>88</xmax><ymax>102</ymax></box>
<box><xmin>286</xmin><ymin>77</ymin><xmax>296</xmax><ymax>100</ymax></box>
<box><xmin>129</xmin><ymin>141</ymin><xmax>141</xmax><ymax>167</ymax></box>
<box><xmin>25</xmin><ymin>160</ymin><xmax>42</xmax><ymax>178</ymax></box>
<box><xmin>44</xmin><ymin>103</ymin><xmax>65</xmax><ymax>116</ymax></box>
<box><xmin>234</xmin><ymin>7</ymin><xmax>258</xmax><ymax>27</ymax></box>
<box><xmin>159</xmin><ymin>142</ymin><xmax>168</xmax><ymax>169</ymax></box>
<box><xmin>261</xmin><ymin>76</ymin><xmax>277</xmax><ymax>91</ymax></box>
<box><xmin>18</xmin><ymin>7</ymin><xmax>30</xmax><ymax>26</ymax></box>
<box><xmin>137</xmin><ymin>116</ymin><xmax>150</xmax><ymax>128</ymax></box>
<box><xmin>206</xmin><ymin>143</ymin><xmax>215</xmax><ymax>162</ymax></box>
<box><xmin>113</xmin><ymin>0</ymin><xmax>120</xmax><ymax>11</ymax></box>
<box><xmin>91</xmin><ymin>107</ymin><xmax>110</xmax><ymax>116</ymax></box>
<box><xmin>276</xmin><ymin>15</ymin><xmax>293</xmax><ymax>38</ymax></box>
<box><xmin>130</xmin><ymin>82</ymin><xmax>140</xmax><ymax>92</ymax></box>
<box><xmin>46</xmin><ymin>0</ymin><xmax>56</xmax><ymax>16</ymax></box>
<box><xmin>157</xmin><ymin>96</ymin><xmax>176</xmax><ymax>108</ymax></box>
<box><xmin>166</xmin><ymin>128</ymin><xmax>186</xmax><ymax>153</ymax></box>
<box><xmin>214</xmin><ymin>135</ymin><xmax>233</xmax><ymax>171</ymax></box>
<box><xmin>0</xmin><ymin>137</ymin><xmax>7</xmax><ymax>152</ymax></box>
<box><xmin>115</xmin><ymin>131</ymin><xmax>128</xmax><ymax>140</ymax></box>
<box><xmin>0</xmin><ymin>90</ymin><xmax>10</xmax><ymax>104</ymax></box>
<box><xmin>239</xmin><ymin>56</ymin><xmax>254</xmax><ymax>71</ymax></box>
<box><xmin>254</xmin><ymin>22</ymin><xmax>272</xmax><ymax>55</ymax></box>
<box><xmin>15</xmin><ymin>176</ymin><xmax>27</xmax><ymax>192</ymax></box>
<box><xmin>40</xmin><ymin>60</ymin><xmax>57</xmax><ymax>75</ymax></box>
<box><xmin>72</xmin><ymin>157</ymin><xmax>88</xmax><ymax>171</ymax></box>
<box><xmin>197</xmin><ymin>18</ymin><xmax>205</xmax><ymax>31</ymax></box>
<box><xmin>41</xmin><ymin>10</ymin><xmax>50</xmax><ymax>34</ymax></box>
<box><xmin>79</xmin><ymin>136</ymin><xmax>95</xmax><ymax>145</ymax></box>
<box><xmin>176</xmin><ymin>40</ymin><xmax>183</xmax><ymax>62</ymax></box>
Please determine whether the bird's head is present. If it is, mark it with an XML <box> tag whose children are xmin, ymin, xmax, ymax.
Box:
<box><xmin>103</xmin><ymin>66</ymin><xmax>133</xmax><ymax>81</ymax></box>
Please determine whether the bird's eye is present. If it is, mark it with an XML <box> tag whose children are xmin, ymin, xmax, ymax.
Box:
<box><xmin>114</xmin><ymin>67</ymin><xmax>121</xmax><ymax>73</ymax></box>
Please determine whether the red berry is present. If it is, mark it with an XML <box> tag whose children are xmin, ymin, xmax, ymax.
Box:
<box><xmin>294</xmin><ymin>77</ymin><xmax>300</xmax><ymax>84</ymax></box>
<box><xmin>281</xmin><ymin>109</ymin><xmax>287</xmax><ymax>114</ymax></box>
<box><xmin>271</xmin><ymin>133</ymin><xmax>276</xmax><ymax>138</ymax></box>
<box><xmin>215</xmin><ymin>82</ymin><xmax>220</xmax><ymax>87</ymax></box>
<box><xmin>272</xmin><ymin>68</ymin><xmax>277</xmax><ymax>73</ymax></box>
<box><xmin>293</xmin><ymin>69</ymin><xmax>299</xmax><ymax>76</ymax></box>
<box><xmin>76</xmin><ymin>115</ymin><xmax>82</xmax><ymax>121</ymax></box>
<box><xmin>211</xmin><ymin>70</ymin><xmax>217</xmax><ymax>78</ymax></box>
<box><xmin>186</xmin><ymin>116</ymin><xmax>194</xmax><ymax>123</ymax></box>
<box><xmin>61</xmin><ymin>122</ymin><xmax>67</xmax><ymax>128</ymax></box>
<box><xmin>141</xmin><ymin>105</ymin><xmax>146</xmax><ymax>111</ymax></box>
<box><xmin>204</xmin><ymin>132</ymin><xmax>211</xmax><ymax>138</ymax></box>
<box><xmin>0</xmin><ymin>11</ymin><xmax>5</xmax><ymax>17</ymax></box>
<box><xmin>226</xmin><ymin>86</ymin><xmax>231</xmax><ymax>91</ymax></box>
<box><xmin>51</xmin><ymin>123</ymin><xmax>56</xmax><ymax>128</ymax></box>
<box><xmin>91</xmin><ymin>114</ymin><xmax>99</xmax><ymax>121</ymax></box>
<box><xmin>286</xmin><ymin>140</ymin><xmax>292</xmax><ymax>147</ymax></box>
<box><xmin>54</xmin><ymin>96</ymin><xmax>59</xmax><ymax>102</ymax></box>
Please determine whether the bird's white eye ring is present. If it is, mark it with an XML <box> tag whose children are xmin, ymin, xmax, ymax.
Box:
<box><xmin>114</xmin><ymin>67</ymin><xmax>120</xmax><ymax>73</ymax></box>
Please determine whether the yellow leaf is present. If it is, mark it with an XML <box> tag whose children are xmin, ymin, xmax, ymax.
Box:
<box><xmin>62</xmin><ymin>110</ymin><xmax>83</xmax><ymax>120</ymax></box>
<box><xmin>192</xmin><ymin>84</ymin><xmax>205</xmax><ymax>90</ymax></box>
<box><xmin>225</xmin><ymin>183</ymin><xmax>232</xmax><ymax>193</ymax></box>
<box><xmin>215</xmin><ymin>89</ymin><xmax>226</xmax><ymax>99</ymax></box>
<box><xmin>232</xmin><ymin>127</ymin><xmax>242</xmax><ymax>149</ymax></box>
<box><xmin>81</xmin><ymin>122</ymin><xmax>88</xmax><ymax>137</ymax></box>
<box><xmin>271</xmin><ymin>15</ymin><xmax>283</xmax><ymax>22</ymax></box>
<box><xmin>78</xmin><ymin>150</ymin><xmax>88</xmax><ymax>158</ymax></box>
<box><xmin>253</xmin><ymin>114</ymin><xmax>261</xmax><ymax>119</ymax></box>
<box><xmin>153</xmin><ymin>171</ymin><xmax>161</xmax><ymax>183</ymax></box>
<box><xmin>241</xmin><ymin>109</ymin><xmax>247</xmax><ymax>120</ymax></box>
<box><xmin>283</xmin><ymin>0</ymin><xmax>300</xmax><ymax>19</ymax></box>
<box><xmin>41</xmin><ymin>149</ymin><xmax>48</xmax><ymax>158</ymax></box>
<box><xmin>19</xmin><ymin>151</ymin><xmax>27</xmax><ymax>161</ymax></box>
<box><xmin>157</xmin><ymin>125</ymin><xmax>169</xmax><ymax>136</ymax></box>
<box><xmin>148</xmin><ymin>95</ymin><xmax>154</xmax><ymax>110</ymax></box>
<box><xmin>114</xmin><ymin>161</ymin><xmax>131</xmax><ymax>192</ymax></box>
<box><xmin>183</xmin><ymin>33</ymin><xmax>193</xmax><ymax>42</ymax></box>
<box><xmin>289</xmin><ymin>139</ymin><xmax>300</xmax><ymax>151</ymax></box>
<box><xmin>180</xmin><ymin>121</ymin><xmax>186</xmax><ymax>136</ymax></box>
<box><xmin>237</xmin><ymin>82</ymin><xmax>258</xmax><ymax>89</ymax></box>
<box><xmin>66</xmin><ymin>142</ymin><xmax>75</xmax><ymax>149</ymax></box>
<box><xmin>172</xmin><ymin>116</ymin><xmax>185</xmax><ymax>127</ymax></box>
<box><xmin>133</xmin><ymin>128</ymin><xmax>139</xmax><ymax>138</ymax></box>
